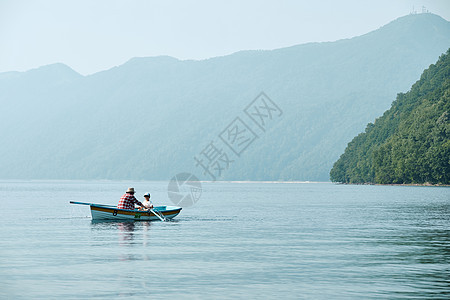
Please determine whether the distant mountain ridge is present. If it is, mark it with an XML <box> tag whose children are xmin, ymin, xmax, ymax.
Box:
<box><xmin>1</xmin><ymin>13</ymin><xmax>450</xmax><ymax>181</ymax></box>
<box><xmin>330</xmin><ymin>49</ymin><xmax>450</xmax><ymax>184</ymax></box>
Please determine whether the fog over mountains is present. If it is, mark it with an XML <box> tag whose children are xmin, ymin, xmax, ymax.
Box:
<box><xmin>1</xmin><ymin>13</ymin><xmax>450</xmax><ymax>181</ymax></box>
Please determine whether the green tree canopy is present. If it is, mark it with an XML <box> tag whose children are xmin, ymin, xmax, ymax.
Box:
<box><xmin>330</xmin><ymin>49</ymin><xmax>450</xmax><ymax>184</ymax></box>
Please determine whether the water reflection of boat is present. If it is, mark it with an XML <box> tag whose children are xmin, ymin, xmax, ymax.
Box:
<box><xmin>117</xmin><ymin>222</ymin><xmax>135</xmax><ymax>241</ymax></box>
<box><xmin>70</xmin><ymin>201</ymin><xmax>182</xmax><ymax>221</ymax></box>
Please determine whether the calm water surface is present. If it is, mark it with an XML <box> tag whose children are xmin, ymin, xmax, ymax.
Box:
<box><xmin>0</xmin><ymin>181</ymin><xmax>449</xmax><ymax>299</ymax></box>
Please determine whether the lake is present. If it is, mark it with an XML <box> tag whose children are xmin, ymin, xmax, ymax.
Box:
<box><xmin>0</xmin><ymin>180</ymin><xmax>449</xmax><ymax>299</ymax></box>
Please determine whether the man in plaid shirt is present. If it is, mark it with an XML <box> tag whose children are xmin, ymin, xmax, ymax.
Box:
<box><xmin>118</xmin><ymin>187</ymin><xmax>144</xmax><ymax>210</ymax></box>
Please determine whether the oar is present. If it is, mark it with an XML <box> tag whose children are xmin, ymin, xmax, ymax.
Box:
<box><xmin>70</xmin><ymin>201</ymin><xmax>93</xmax><ymax>206</ymax></box>
<box><xmin>70</xmin><ymin>201</ymin><xmax>113</xmax><ymax>208</ymax></box>
<box><xmin>149</xmin><ymin>208</ymin><xmax>166</xmax><ymax>221</ymax></box>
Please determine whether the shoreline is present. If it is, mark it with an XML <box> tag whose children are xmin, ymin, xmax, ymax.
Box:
<box><xmin>375</xmin><ymin>183</ymin><xmax>450</xmax><ymax>187</ymax></box>
<box><xmin>335</xmin><ymin>182</ymin><xmax>449</xmax><ymax>187</ymax></box>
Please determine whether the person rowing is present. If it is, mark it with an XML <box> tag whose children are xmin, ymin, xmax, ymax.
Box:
<box><xmin>117</xmin><ymin>187</ymin><xmax>145</xmax><ymax>210</ymax></box>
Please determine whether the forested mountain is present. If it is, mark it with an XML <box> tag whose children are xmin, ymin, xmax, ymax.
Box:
<box><xmin>330</xmin><ymin>49</ymin><xmax>450</xmax><ymax>184</ymax></box>
<box><xmin>1</xmin><ymin>13</ymin><xmax>450</xmax><ymax>181</ymax></box>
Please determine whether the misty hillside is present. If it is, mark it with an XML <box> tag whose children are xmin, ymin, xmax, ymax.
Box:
<box><xmin>1</xmin><ymin>13</ymin><xmax>450</xmax><ymax>181</ymax></box>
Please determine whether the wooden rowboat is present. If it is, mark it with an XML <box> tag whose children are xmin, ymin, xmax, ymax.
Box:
<box><xmin>70</xmin><ymin>201</ymin><xmax>182</xmax><ymax>221</ymax></box>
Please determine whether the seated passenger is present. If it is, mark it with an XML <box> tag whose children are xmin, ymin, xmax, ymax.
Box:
<box><xmin>140</xmin><ymin>192</ymin><xmax>154</xmax><ymax>210</ymax></box>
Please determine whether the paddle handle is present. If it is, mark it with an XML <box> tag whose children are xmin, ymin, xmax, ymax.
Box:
<box><xmin>69</xmin><ymin>201</ymin><xmax>93</xmax><ymax>206</ymax></box>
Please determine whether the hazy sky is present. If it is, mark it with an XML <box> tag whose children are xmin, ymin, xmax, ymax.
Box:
<box><xmin>1</xmin><ymin>0</ymin><xmax>449</xmax><ymax>75</ymax></box>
